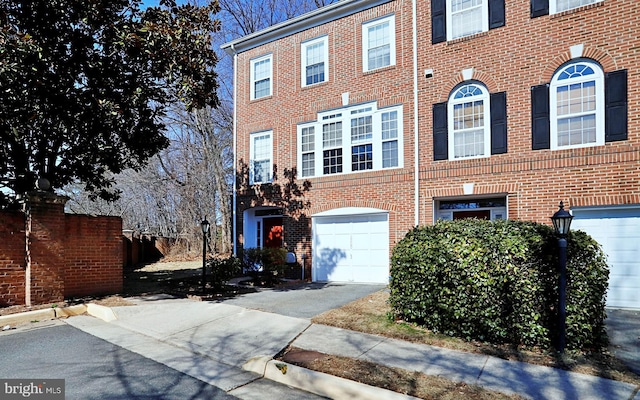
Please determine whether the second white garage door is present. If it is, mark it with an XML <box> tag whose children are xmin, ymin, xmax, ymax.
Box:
<box><xmin>312</xmin><ymin>208</ymin><xmax>389</xmax><ymax>284</ymax></box>
<box><xmin>571</xmin><ymin>206</ymin><xmax>640</xmax><ymax>309</ymax></box>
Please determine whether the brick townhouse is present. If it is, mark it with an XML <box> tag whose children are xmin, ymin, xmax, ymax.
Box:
<box><xmin>222</xmin><ymin>0</ymin><xmax>639</xmax><ymax>308</ymax></box>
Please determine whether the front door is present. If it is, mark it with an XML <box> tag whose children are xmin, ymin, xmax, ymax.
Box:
<box><xmin>263</xmin><ymin>217</ymin><xmax>283</xmax><ymax>248</ymax></box>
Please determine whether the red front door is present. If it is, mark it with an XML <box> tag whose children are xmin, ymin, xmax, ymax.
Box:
<box><xmin>263</xmin><ymin>217</ymin><xmax>283</xmax><ymax>248</ymax></box>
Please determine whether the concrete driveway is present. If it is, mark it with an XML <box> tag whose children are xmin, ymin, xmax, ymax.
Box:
<box><xmin>217</xmin><ymin>282</ymin><xmax>387</xmax><ymax>318</ymax></box>
<box><xmin>606</xmin><ymin>308</ymin><xmax>640</xmax><ymax>375</ymax></box>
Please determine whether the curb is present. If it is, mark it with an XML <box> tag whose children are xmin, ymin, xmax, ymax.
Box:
<box><xmin>0</xmin><ymin>305</ymin><xmax>87</xmax><ymax>329</ymax></box>
<box><xmin>243</xmin><ymin>356</ymin><xmax>420</xmax><ymax>400</ymax></box>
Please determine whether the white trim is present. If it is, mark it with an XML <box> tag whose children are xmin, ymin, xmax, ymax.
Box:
<box><xmin>550</xmin><ymin>0</ymin><xmax>603</xmax><ymax>15</ymax></box>
<box><xmin>549</xmin><ymin>60</ymin><xmax>605</xmax><ymax>150</ymax></box>
<box><xmin>250</xmin><ymin>54</ymin><xmax>273</xmax><ymax>100</ymax></box>
<box><xmin>313</xmin><ymin>207</ymin><xmax>388</xmax><ymax>217</ymax></box>
<box><xmin>362</xmin><ymin>14</ymin><xmax>396</xmax><ymax>72</ymax></box>
<box><xmin>301</xmin><ymin>36</ymin><xmax>329</xmax><ymax>87</ymax></box>
<box><xmin>447</xmin><ymin>83</ymin><xmax>491</xmax><ymax>160</ymax></box>
<box><xmin>446</xmin><ymin>0</ymin><xmax>488</xmax><ymax>41</ymax></box>
<box><xmin>249</xmin><ymin>131</ymin><xmax>273</xmax><ymax>184</ymax></box>
<box><xmin>296</xmin><ymin>102</ymin><xmax>404</xmax><ymax>177</ymax></box>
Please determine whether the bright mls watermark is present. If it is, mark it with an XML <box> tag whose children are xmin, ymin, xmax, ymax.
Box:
<box><xmin>0</xmin><ymin>380</ymin><xmax>64</xmax><ymax>399</ymax></box>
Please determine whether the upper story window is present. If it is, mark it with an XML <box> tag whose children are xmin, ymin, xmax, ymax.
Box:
<box><xmin>433</xmin><ymin>82</ymin><xmax>507</xmax><ymax>161</ymax></box>
<box><xmin>362</xmin><ymin>15</ymin><xmax>396</xmax><ymax>72</ymax></box>
<box><xmin>448</xmin><ymin>83</ymin><xmax>491</xmax><ymax>159</ymax></box>
<box><xmin>250</xmin><ymin>131</ymin><xmax>272</xmax><ymax>184</ymax></box>
<box><xmin>550</xmin><ymin>61</ymin><xmax>604</xmax><ymax>149</ymax></box>
<box><xmin>250</xmin><ymin>54</ymin><xmax>272</xmax><ymax>100</ymax></box>
<box><xmin>448</xmin><ymin>0</ymin><xmax>488</xmax><ymax>40</ymax></box>
<box><xmin>432</xmin><ymin>0</ymin><xmax>504</xmax><ymax>44</ymax></box>
<box><xmin>297</xmin><ymin>102</ymin><xmax>403</xmax><ymax>178</ymax></box>
<box><xmin>301</xmin><ymin>36</ymin><xmax>328</xmax><ymax>87</ymax></box>
<box><xmin>531</xmin><ymin>0</ymin><xmax>603</xmax><ymax>18</ymax></box>
<box><xmin>552</xmin><ymin>0</ymin><xmax>602</xmax><ymax>14</ymax></box>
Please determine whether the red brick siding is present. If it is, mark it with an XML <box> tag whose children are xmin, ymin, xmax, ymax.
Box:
<box><xmin>0</xmin><ymin>211</ymin><xmax>26</xmax><ymax>306</ymax></box>
<box><xmin>417</xmin><ymin>0</ymin><xmax>640</xmax><ymax>225</ymax></box>
<box><xmin>65</xmin><ymin>214</ymin><xmax>123</xmax><ymax>298</ymax></box>
<box><xmin>233</xmin><ymin>0</ymin><xmax>640</xmax><ymax>265</ymax></box>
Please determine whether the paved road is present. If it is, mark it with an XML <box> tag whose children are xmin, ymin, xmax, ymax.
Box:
<box><xmin>0</xmin><ymin>320</ymin><xmax>236</xmax><ymax>400</ymax></box>
<box><xmin>0</xmin><ymin>320</ymin><xmax>325</xmax><ymax>400</ymax></box>
<box><xmin>220</xmin><ymin>282</ymin><xmax>386</xmax><ymax>318</ymax></box>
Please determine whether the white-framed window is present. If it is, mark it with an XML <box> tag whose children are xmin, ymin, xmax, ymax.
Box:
<box><xmin>250</xmin><ymin>54</ymin><xmax>272</xmax><ymax>100</ymax></box>
<box><xmin>550</xmin><ymin>60</ymin><xmax>604</xmax><ymax>150</ymax></box>
<box><xmin>435</xmin><ymin>197</ymin><xmax>507</xmax><ymax>222</ymax></box>
<box><xmin>297</xmin><ymin>102</ymin><xmax>403</xmax><ymax>177</ymax></box>
<box><xmin>551</xmin><ymin>0</ymin><xmax>602</xmax><ymax>14</ymax></box>
<box><xmin>301</xmin><ymin>36</ymin><xmax>328</xmax><ymax>87</ymax></box>
<box><xmin>447</xmin><ymin>0</ymin><xmax>488</xmax><ymax>41</ymax></box>
<box><xmin>250</xmin><ymin>131</ymin><xmax>272</xmax><ymax>184</ymax></box>
<box><xmin>448</xmin><ymin>83</ymin><xmax>491</xmax><ymax>160</ymax></box>
<box><xmin>362</xmin><ymin>15</ymin><xmax>396</xmax><ymax>72</ymax></box>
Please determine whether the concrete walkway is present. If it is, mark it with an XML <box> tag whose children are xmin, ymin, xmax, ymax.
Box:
<box><xmin>63</xmin><ymin>296</ymin><xmax>640</xmax><ymax>400</ymax></box>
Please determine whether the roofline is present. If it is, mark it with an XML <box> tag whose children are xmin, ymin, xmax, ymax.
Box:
<box><xmin>221</xmin><ymin>0</ymin><xmax>394</xmax><ymax>55</ymax></box>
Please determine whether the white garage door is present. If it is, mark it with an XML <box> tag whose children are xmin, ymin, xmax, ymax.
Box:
<box><xmin>312</xmin><ymin>208</ymin><xmax>389</xmax><ymax>284</ymax></box>
<box><xmin>571</xmin><ymin>206</ymin><xmax>640</xmax><ymax>309</ymax></box>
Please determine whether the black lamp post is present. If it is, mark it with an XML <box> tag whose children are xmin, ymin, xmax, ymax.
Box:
<box><xmin>550</xmin><ymin>201</ymin><xmax>573</xmax><ymax>353</ymax></box>
<box><xmin>201</xmin><ymin>217</ymin><xmax>210</xmax><ymax>294</ymax></box>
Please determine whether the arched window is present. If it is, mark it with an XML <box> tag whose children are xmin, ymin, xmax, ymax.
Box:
<box><xmin>550</xmin><ymin>60</ymin><xmax>604</xmax><ymax>149</ymax></box>
<box><xmin>448</xmin><ymin>83</ymin><xmax>491</xmax><ymax>159</ymax></box>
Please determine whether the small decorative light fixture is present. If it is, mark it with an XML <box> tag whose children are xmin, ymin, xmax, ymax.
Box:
<box><xmin>201</xmin><ymin>218</ymin><xmax>211</xmax><ymax>235</ymax></box>
<box><xmin>551</xmin><ymin>201</ymin><xmax>573</xmax><ymax>237</ymax></box>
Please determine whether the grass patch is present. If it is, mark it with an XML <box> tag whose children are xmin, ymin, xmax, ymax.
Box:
<box><xmin>311</xmin><ymin>290</ymin><xmax>640</xmax><ymax>387</ymax></box>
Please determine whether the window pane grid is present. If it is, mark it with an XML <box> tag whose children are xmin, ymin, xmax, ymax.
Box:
<box><xmin>382</xmin><ymin>140</ymin><xmax>398</xmax><ymax>168</ymax></box>
<box><xmin>306</xmin><ymin>63</ymin><xmax>325</xmax><ymax>85</ymax></box>
<box><xmin>382</xmin><ymin>111</ymin><xmax>398</xmax><ymax>140</ymax></box>
<box><xmin>302</xmin><ymin>153</ymin><xmax>315</xmax><ymax>177</ymax></box>
<box><xmin>557</xmin><ymin>115</ymin><xmax>596</xmax><ymax>146</ymax></box>
<box><xmin>453</xmin><ymin>101</ymin><xmax>484</xmax><ymax>130</ymax></box>
<box><xmin>322</xmin><ymin>122</ymin><xmax>342</xmax><ymax>148</ymax></box>
<box><xmin>367</xmin><ymin>21</ymin><xmax>391</xmax><ymax>70</ymax></box>
<box><xmin>351</xmin><ymin>116</ymin><xmax>373</xmax><ymax>143</ymax></box>
<box><xmin>251</xmin><ymin>133</ymin><xmax>271</xmax><ymax>183</ymax></box>
<box><xmin>451</xmin><ymin>0</ymin><xmax>483</xmax><ymax>39</ymax></box>
<box><xmin>556</xmin><ymin>81</ymin><xmax>596</xmax><ymax>116</ymax></box>
<box><xmin>454</xmin><ymin>129</ymin><xmax>484</xmax><ymax>158</ymax></box>
<box><xmin>301</xmin><ymin>127</ymin><xmax>315</xmax><ymax>152</ymax></box>
<box><xmin>352</xmin><ymin>144</ymin><xmax>373</xmax><ymax>171</ymax></box>
<box><xmin>323</xmin><ymin>149</ymin><xmax>343</xmax><ymax>174</ymax></box>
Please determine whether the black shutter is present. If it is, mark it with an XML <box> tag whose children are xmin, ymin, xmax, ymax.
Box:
<box><xmin>432</xmin><ymin>0</ymin><xmax>446</xmax><ymax>44</ymax></box>
<box><xmin>531</xmin><ymin>84</ymin><xmax>550</xmax><ymax>150</ymax></box>
<box><xmin>605</xmin><ymin>69</ymin><xmax>628</xmax><ymax>142</ymax></box>
<box><xmin>490</xmin><ymin>92</ymin><xmax>507</xmax><ymax>154</ymax></box>
<box><xmin>531</xmin><ymin>0</ymin><xmax>549</xmax><ymax>18</ymax></box>
<box><xmin>433</xmin><ymin>102</ymin><xmax>448</xmax><ymax>161</ymax></box>
<box><xmin>489</xmin><ymin>0</ymin><xmax>505</xmax><ymax>29</ymax></box>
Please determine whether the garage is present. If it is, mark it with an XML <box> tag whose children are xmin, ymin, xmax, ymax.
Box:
<box><xmin>312</xmin><ymin>207</ymin><xmax>389</xmax><ymax>284</ymax></box>
<box><xmin>571</xmin><ymin>206</ymin><xmax>640</xmax><ymax>309</ymax></box>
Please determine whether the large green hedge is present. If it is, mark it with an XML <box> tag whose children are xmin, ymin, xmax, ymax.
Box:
<box><xmin>389</xmin><ymin>219</ymin><xmax>609</xmax><ymax>350</ymax></box>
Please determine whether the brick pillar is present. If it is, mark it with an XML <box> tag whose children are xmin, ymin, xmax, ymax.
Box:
<box><xmin>24</xmin><ymin>192</ymin><xmax>69</xmax><ymax>306</ymax></box>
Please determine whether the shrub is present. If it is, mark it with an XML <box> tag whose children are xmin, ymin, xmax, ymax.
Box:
<box><xmin>242</xmin><ymin>247</ymin><xmax>288</xmax><ymax>285</ymax></box>
<box><xmin>389</xmin><ymin>219</ymin><xmax>609</xmax><ymax>351</ymax></box>
<box><xmin>208</xmin><ymin>256</ymin><xmax>242</xmax><ymax>290</ymax></box>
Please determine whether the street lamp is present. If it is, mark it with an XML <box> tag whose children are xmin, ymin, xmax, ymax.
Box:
<box><xmin>550</xmin><ymin>201</ymin><xmax>573</xmax><ymax>353</ymax></box>
<box><xmin>201</xmin><ymin>217</ymin><xmax>210</xmax><ymax>294</ymax></box>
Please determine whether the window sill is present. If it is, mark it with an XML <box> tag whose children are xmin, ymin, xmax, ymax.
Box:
<box><xmin>250</xmin><ymin>95</ymin><xmax>273</xmax><ymax>103</ymax></box>
<box><xmin>550</xmin><ymin>1</ymin><xmax>605</xmax><ymax>19</ymax></box>
<box><xmin>301</xmin><ymin>81</ymin><xmax>329</xmax><ymax>91</ymax></box>
<box><xmin>446</xmin><ymin>30</ymin><xmax>489</xmax><ymax>45</ymax></box>
<box><xmin>363</xmin><ymin>64</ymin><xmax>396</xmax><ymax>76</ymax></box>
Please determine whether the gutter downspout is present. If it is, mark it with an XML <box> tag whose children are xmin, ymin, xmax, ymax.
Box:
<box><xmin>231</xmin><ymin>44</ymin><xmax>238</xmax><ymax>256</ymax></box>
<box><xmin>412</xmin><ymin>0</ymin><xmax>419</xmax><ymax>226</ymax></box>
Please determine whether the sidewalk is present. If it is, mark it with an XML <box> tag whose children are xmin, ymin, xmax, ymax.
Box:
<box><xmin>62</xmin><ymin>296</ymin><xmax>639</xmax><ymax>400</ymax></box>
